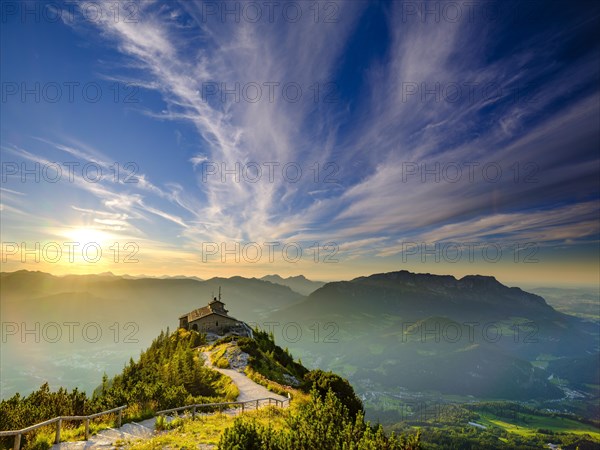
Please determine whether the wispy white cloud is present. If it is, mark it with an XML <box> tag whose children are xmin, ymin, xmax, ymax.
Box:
<box><xmin>3</xmin><ymin>0</ymin><xmax>597</xmax><ymax>271</ymax></box>
<box><xmin>0</xmin><ymin>187</ymin><xmax>26</xmax><ymax>196</ymax></box>
<box><xmin>70</xmin><ymin>1</ymin><xmax>366</xmax><ymax>243</ymax></box>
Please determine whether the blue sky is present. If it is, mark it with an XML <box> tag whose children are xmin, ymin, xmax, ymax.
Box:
<box><xmin>1</xmin><ymin>0</ymin><xmax>599</xmax><ymax>285</ymax></box>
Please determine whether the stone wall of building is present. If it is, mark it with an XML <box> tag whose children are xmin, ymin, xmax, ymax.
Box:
<box><xmin>189</xmin><ymin>314</ymin><xmax>239</xmax><ymax>334</ymax></box>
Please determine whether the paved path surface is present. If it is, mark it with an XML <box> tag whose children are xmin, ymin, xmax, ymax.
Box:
<box><xmin>50</xmin><ymin>418</ymin><xmax>155</xmax><ymax>449</ymax></box>
<box><xmin>50</xmin><ymin>349</ymin><xmax>287</xmax><ymax>449</ymax></box>
<box><xmin>201</xmin><ymin>351</ymin><xmax>288</xmax><ymax>404</ymax></box>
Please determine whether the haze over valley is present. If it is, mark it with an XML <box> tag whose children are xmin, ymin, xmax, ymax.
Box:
<box><xmin>2</xmin><ymin>270</ymin><xmax>598</xmax><ymax>424</ymax></box>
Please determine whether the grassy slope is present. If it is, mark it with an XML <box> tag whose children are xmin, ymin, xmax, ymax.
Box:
<box><xmin>120</xmin><ymin>402</ymin><xmax>305</xmax><ymax>449</ymax></box>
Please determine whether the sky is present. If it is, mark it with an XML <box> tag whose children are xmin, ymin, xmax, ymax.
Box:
<box><xmin>1</xmin><ymin>0</ymin><xmax>599</xmax><ymax>286</ymax></box>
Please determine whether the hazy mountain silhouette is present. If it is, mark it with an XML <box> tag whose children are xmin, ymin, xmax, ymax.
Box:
<box><xmin>261</xmin><ymin>274</ymin><xmax>326</xmax><ymax>295</ymax></box>
<box><xmin>2</xmin><ymin>269</ymin><xmax>597</xmax><ymax>402</ymax></box>
<box><xmin>1</xmin><ymin>270</ymin><xmax>304</xmax><ymax>330</ymax></box>
<box><xmin>266</xmin><ymin>270</ymin><xmax>598</xmax><ymax>400</ymax></box>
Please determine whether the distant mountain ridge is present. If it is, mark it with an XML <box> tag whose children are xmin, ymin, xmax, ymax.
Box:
<box><xmin>260</xmin><ymin>274</ymin><xmax>325</xmax><ymax>296</ymax></box>
<box><xmin>2</xmin><ymin>269</ymin><xmax>597</xmax><ymax>403</ymax></box>
<box><xmin>67</xmin><ymin>271</ymin><xmax>205</xmax><ymax>281</ymax></box>
<box><xmin>295</xmin><ymin>270</ymin><xmax>555</xmax><ymax>321</ymax></box>
<box><xmin>267</xmin><ymin>270</ymin><xmax>598</xmax><ymax>401</ymax></box>
<box><xmin>0</xmin><ymin>270</ymin><xmax>305</xmax><ymax>328</ymax></box>
<box><xmin>0</xmin><ymin>270</ymin><xmax>308</xmax><ymax>398</ymax></box>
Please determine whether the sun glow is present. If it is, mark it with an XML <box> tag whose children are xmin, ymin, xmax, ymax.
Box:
<box><xmin>66</xmin><ymin>227</ymin><xmax>112</xmax><ymax>246</ymax></box>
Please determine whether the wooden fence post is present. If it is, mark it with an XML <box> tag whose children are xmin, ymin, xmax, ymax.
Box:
<box><xmin>117</xmin><ymin>409</ymin><xmax>122</xmax><ymax>428</ymax></box>
<box><xmin>192</xmin><ymin>406</ymin><xmax>196</xmax><ymax>419</ymax></box>
<box><xmin>55</xmin><ymin>419</ymin><xmax>61</xmax><ymax>444</ymax></box>
<box><xmin>85</xmin><ymin>418</ymin><xmax>90</xmax><ymax>440</ymax></box>
<box><xmin>12</xmin><ymin>433</ymin><xmax>21</xmax><ymax>450</ymax></box>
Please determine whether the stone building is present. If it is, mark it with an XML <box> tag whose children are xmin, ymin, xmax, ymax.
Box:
<box><xmin>178</xmin><ymin>289</ymin><xmax>251</xmax><ymax>337</ymax></box>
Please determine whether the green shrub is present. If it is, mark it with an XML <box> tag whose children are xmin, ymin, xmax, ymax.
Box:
<box><xmin>304</xmin><ymin>369</ymin><xmax>364</xmax><ymax>419</ymax></box>
<box><xmin>216</xmin><ymin>358</ymin><xmax>230</xmax><ymax>369</ymax></box>
<box><xmin>155</xmin><ymin>414</ymin><xmax>185</xmax><ymax>431</ymax></box>
<box><xmin>218</xmin><ymin>419</ymin><xmax>270</xmax><ymax>449</ymax></box>
<box><xmin>218</xmin><ymin>389</ymin><xmax>420</xmax><ymax>450</ymax></box>
<box><xmin>27</xmin><ymin>433</ymin><xmax>52</xmax><ymax>450</ymax></box>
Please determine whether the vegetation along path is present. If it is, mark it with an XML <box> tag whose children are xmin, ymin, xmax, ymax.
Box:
<box><xmin>201</xmin><ymin>350</ymin><xmax>289</xmax><ymax>405</ymax></box>
<box><xmin>50</xmin><ymin>347</ymin><xmax>287</xmax><ymax>449</ymax></box>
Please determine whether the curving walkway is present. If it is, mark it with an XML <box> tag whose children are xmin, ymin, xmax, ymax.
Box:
<box><xmin>201</xmin><ymin>351</ymin><xmax>288</xmax><ymax>404</ymax></box>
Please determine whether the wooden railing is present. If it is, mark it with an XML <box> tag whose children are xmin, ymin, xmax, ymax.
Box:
<box><xmin>0</xmin><ymin>405</ymin><xmax>126</xmax><ymax>450</ymax></box>
<box><xmin>156</xmin><ymin>396</ymin><xmax>289</xmax><ymax>417</ymax></box>
<box><xmin>0</xmin><ymin>397</ymin><xmax>288</xmax><ymax>449</ymax></box>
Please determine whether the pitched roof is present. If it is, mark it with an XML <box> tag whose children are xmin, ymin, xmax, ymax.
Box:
<box><xmin>179</xmin><ymin>305</ymin><xmax>238</xmax><ymax>322</ymax></box>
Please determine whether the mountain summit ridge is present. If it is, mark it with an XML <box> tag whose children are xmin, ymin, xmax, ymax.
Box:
<box><xmin>323</xmin><ymin>269</ymin><xmax>551</xmax><ymax>311</ymax></box>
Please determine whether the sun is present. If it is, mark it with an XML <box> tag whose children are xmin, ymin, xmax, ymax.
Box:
<box><xmin>66</xmin><ymin>227</ymin><xmax>111</xmax><ymax>246</ymax></box>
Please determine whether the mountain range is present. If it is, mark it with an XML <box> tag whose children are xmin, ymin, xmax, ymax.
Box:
<box><xmin>260</xmin><ymin>274</ymin><xmax>325</xmax><ymax>296</ymax></box>
<box><xmin>0</xmin><ymin>270</ymin><xmax>303</xmax><ymax>397</ymax></box>
<box><xmin>266</xmin><ymin>271</ymin><xmax>599</xmax><ymax>403</ymax></box>
<box><xmin>1</xmin><ymin>269</ymin><xmax>598</xmax><ymax>411</ymax></box>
